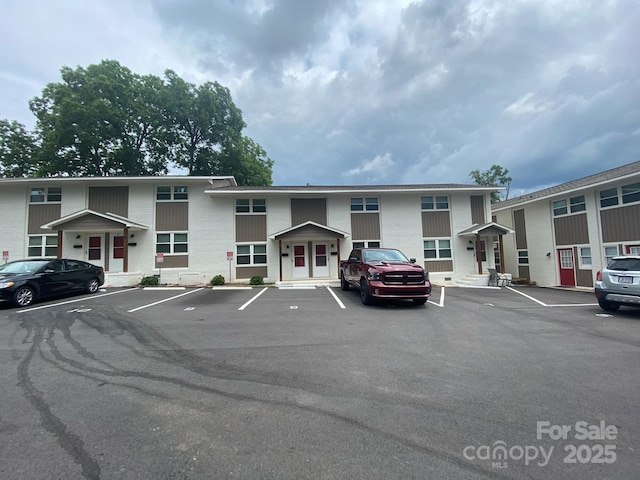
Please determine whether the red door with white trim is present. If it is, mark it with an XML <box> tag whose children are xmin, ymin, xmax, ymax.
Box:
<box><xmin>558</xmin><ymin>248</ymin><xmax>575</xmax><ymax>286</ymax></box>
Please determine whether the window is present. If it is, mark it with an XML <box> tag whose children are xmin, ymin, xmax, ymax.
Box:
<box><xmin>604</xmin><ymin>246</ymin><xmax>618</xmax><ymax>265</ymax></box>
<box><xmin>423</xmin><ymin>239</ymin><xmax>452</xmax><ymax>259</ymax></box>
<box><xmin>599</xmin><ymin>188</ymin><xmax>619</xmax><ymax>208</ymax></box>
<box><xmin>622</xmin><ymin>182</ymin><xmax>640</xmax><ymax>204</ymax></box>
<box><xmin>421</xmin><ymin>195</ymin><xmax>449</xmax><ymax>210</ymax></box>
<box><xmin>28</xmin><ymin>235</ymin><xmax>58</xmax><ymax>257</ymax></box>
<box><xmin>156</xmin><ymin>185</ymin><xmax>188</xmax><ymax>201</ymax></box>
<box><xmin>236</xmin><ymin>198</ymin><xmax>266</xmax><ymax>213</ymax></box>
<box><xmin>30</xmin><ymin>187</ymin><xmax>61</xmax><ymax>203</ymax></box>
<box><xmin>156</xmin><ymin>233</ymin><xmax>188</xmax><ymax>254</ymax></box>
<box><xmin>351</xmin><ymin>197</ymin><xmax>378</xmax><ymax>212</ymax></box>
<box><xmin>579</xmin><ymin>247</ymin><xmax>592</xmax><ymax>267</ymax></box>
<box><xmin>236</xmin><ymin>244</ymin><xmax>267</xmax><ymax>265</ymax></box>
<box><xmin>569</xmin><ymin>195</ymin><xmax>586</xmax><ymax>213</ymax></box>
<box><xmin>553</xmin><ymin>199</ymin><xmax>567</xmax><ymax>216</ymax></box>
<box><xmin>518</xmin><ymin>250</ymin><xmax>529</xmax><ymax>265</ymax></box>
<box><xmin>352</xmin><ymin>241</ymin><xmax>380</xmax><ymax>249</ymax></box>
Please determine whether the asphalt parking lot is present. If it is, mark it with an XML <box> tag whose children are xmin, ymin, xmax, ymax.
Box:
<box><xmin>0</xmin><ymin>284</ymin><xmax>638</xmax><ymax>480</ymax></box>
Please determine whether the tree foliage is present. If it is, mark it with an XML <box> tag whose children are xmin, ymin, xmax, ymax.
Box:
<box><xmin>469</xmin><ymin>164</ymin><xmax>512</xmax><ymax>203</ymax></box>
<box><xmin>1</xmin><ymin>60</ymin><xmax>273</xmax><ymax>185</ymax></box>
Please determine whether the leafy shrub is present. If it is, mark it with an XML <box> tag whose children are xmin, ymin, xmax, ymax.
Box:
<box><xmin>210</xmin><ymin>275</ymin><xmax>225</xmax><ymax>286</ymax></box>
<box><xmin>140</xmin><ymin>275</ymin><xmax>159</xmax><ymax>286</ymax></box>
<box><xmin>249</xmin><ymin>275</ymin><xmax>264</xmax><ymax>285</ymax></box>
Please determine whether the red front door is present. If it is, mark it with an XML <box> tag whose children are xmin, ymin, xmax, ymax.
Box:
<box><xmin>558</xmin><ymin>248</ymin><xmax>575</xmax><ymax>286</ymax></box>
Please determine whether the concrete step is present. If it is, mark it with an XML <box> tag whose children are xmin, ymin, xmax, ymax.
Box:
<box><xmin>276</xmin><ymin>279</ymin><xmax>340</xmax><ymax>288</ymax></box>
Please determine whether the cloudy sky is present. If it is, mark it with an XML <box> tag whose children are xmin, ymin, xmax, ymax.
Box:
<box><xmin>1</xmin><ymin>0</ymin><xmax>639</xmax><ymax>194</ymax></box>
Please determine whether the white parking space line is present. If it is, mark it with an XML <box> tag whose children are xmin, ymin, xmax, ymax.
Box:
<box><xmin>428</xmin><ymin>287</ymin><xmax>445</xmax><ymax>308</ymax></box>
<box><xmin>506</xmin><ymin>286</ymin><xmax>597</xmax><ymax>307</ymax></box>
<box><xmin>128</xmin><ymin>288</ymin><xmax>204</xmax><ymax>312</ymax></box>
<box><xmin>238</xmin><ymin>287</ymin><xmax>268</xmax><ymax>311</ymax></box>
<box><xmin>326</xmin><ymin>287</ymin><xmax>346</xmax><ymax>309</ymax></box>
<box><xmin>17</xmin><ymin>288</ymin><xmax>138</xmax><ymax>313</ymax></box>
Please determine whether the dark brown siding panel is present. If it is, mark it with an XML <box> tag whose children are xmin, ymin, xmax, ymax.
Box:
<box><xmin>89</xmin><ymin>186</ymin><xmax>128</xmax><ymax>216</ymax></box>
<box><xmin>518</xmin><ymin>265</ymin><xmax>530</xmax><ymax>281</ymax></box>
<box><xmin>236</xmin><ymin>215</ymin><xmax>267</xmax><ymax>242</ymax></box>
<box><xmin>236</xmin><ymin>266</ymin><xmax>268</xmax><ymax>279</ymax></box>
<box><xmin>424</xmin><ymin>260</ymin><xmax>453</xmax><ymax>272</ymax></box>
<box><xmin>554</xmin><ymin>214</ymin><xmax>589</xmax><ymax>245</ymax></box>
<box><xmin>156</xmin><ymin>203</ymin><xmax>189</xmax><ymax>231</ymax></box>
<box><xmin>421</xmin><ymin>211</ymin><xmax>451</xmax><ymax>237</ymax></box>
<box><xmin>601</xmin><ymin>204</ymin><xmax>640</xmax><ymax>242</ymax></box>
<box><xmin>291</xmin><ymin>198</ymin><xmax>327</xmax><ymax>225</ymax></box>
<box><xmin>28</xmin><ymin>204</ymin><xmax>62</xmax><ymax>234</ymax></box>
<box><xmin>351</xmin><ymin>213</ymin><xmax>380</xmax><ymax>240</ymax></box>
<box><xmin>470</xmin><ymin>195</ymin><xmax>485</xmax><ymax>224</ymax></box>
<box><xmin>513</xmin><ymin>209</ymin><xmax>527</xmax><ymax>250</ymax></box>
<box><xmin>155</xmin><ymin>255</ymin><xmax>188</xmax><ymax>268</ymax></box>
<box><xmin>576</xmin><ymin>269</ymin><xmax>593</xmax><ymax>287</ymax></box>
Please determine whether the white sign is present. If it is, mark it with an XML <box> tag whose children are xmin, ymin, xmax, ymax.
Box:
<box><xmin>2</xmin><ymin>250</ymin><xmax>8</xmax><ymax>262</ymax></box>
<box><xmin>227</xmin><ymin>251</ymin><xmax>233</xmax><ymax>261</ymax></box>
<box><xmin>156</xmin><ymin>253</ymin><xmax>164</xmax><ymax>263</ymax></box>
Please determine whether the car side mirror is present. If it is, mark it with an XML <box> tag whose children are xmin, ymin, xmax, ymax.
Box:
<box><xmin>410</xmin><ymin>258</ymin><xmax>416</xmax><ymax>263</ymax></box>
<box><xmin>349</xmin><ymin>257</ymin><xmax>360</xmax><ymax>263</ymax></box>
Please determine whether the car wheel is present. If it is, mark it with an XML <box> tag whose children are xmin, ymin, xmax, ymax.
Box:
<box><xmin>340</xmin><ymin>272</ymin><xmax>350</xmax><ymax>291</ymax></box>
<box><xmin>598</xmin><ymin>300</ymin><xmax>620</xmax><ymax>312</ymax></box>
<box><xmin>413</xmin><ymin>298</ymin><xmax>427</xmax><ymax>305</ymax></box>
<box><xmin>359</xmin><ymin>279</ymin><xmax>374</xmax><ymax>305</ymax></box>
<box><xmin>86</xmin><ymin>278</ymin><xmax>100</xmax><ymax>294</ymax></box>
<box><xmin>13</xmin><ymin>286</ymin><xmax>35</xmax><ymax>307</ymax></box>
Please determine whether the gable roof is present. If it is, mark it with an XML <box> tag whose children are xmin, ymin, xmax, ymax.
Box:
<box><xmin>269</xmin><ymin>221</ymin><xmax>349</xmax><ymax>240</ymax></box>
<box><xmin>457</xmin><ymin>222</ymin><xmax>515</xmax><ymax>237</ymax></box>
<box><xmin>40</xmin><ymin>209</ymin><xmax>149</xmax><ymax>231</ymax></box>
<box><xmin>493</xmin><ymin>160</ymin><xmax>640</xmax><ymax>211</ymax></box>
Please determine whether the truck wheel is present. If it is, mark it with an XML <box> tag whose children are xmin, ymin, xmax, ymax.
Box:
<box><xmin>340</xmin><ymin>272</ymin><xmax>350</xmax><ymax>291</ymax></box>
<box><xmin>360</xmin><ymin>279</ymin><xmax>374</xmax><ymax>305</ymax></box>
<box><xmin>413</xmin><ymin>298</ymin><xmax>427</xmax><ymax>305</ymax></box>
<box><xmin>598</xmin><ymin>300</ymin><xmax>620</xmax><ymax>312</ymax></box>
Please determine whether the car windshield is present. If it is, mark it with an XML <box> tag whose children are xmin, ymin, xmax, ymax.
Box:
<box><xmin>0</xmin><ymin>260</ymin><xmax>49</xmax><ymax>274</ymax></box>
<box><xmin>607</xmin><ymin>258</ymin><xmax>640</xmax><ymax>271</ymax></box>
<box><xmin>363</xmin><ymin>249</ymin><xmax>409</xmax><ymax>262</ymax></box>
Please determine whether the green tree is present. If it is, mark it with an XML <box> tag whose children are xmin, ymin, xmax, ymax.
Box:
<box><xmin>0</xmin><ymin>119</ymin><xmax>39</xmax><ymax>177</ymax></box>
<box><xmin>469</xmin><ymin>164</ymin><xmax>513</xmax><ymax>203</ymax></box>
<box><xmin>29</xmin><ymin>60</ymin><xmax>168</xmax><ymax>176</ymax></box>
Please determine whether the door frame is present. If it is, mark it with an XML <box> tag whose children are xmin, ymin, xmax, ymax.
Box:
<box><xmin>558</xmin><ymin>248</ymin><xmax>576</xmax><ymax>286</ymax></box>
<box><xmin>292</xmin><ymin>243</ymin><xmax>308</xmax><ymax>278</ymax></box>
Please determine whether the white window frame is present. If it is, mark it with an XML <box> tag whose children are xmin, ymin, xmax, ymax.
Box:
<box><xmin>423</xmin><ymin>238</ymin><xmax>452</xmax><ymax>260</ymax></box>
<box><xmin>235</xmin><ymin>198</ymin><xmax>267</xmax><ymax>214</ymax></box>
<box><xmin>578</xmin><ymin>246</ymin><xmax>592</xmax><ymax>268</ymax></box>
<box><xmin>518</xmin><ymin>250</ymin><xmax>529</xmax><ymax>265</ymax></box>
<box><xmin>30</xmin><ymin>186</ymin><xmax>61</xmax><ymax>203</ymax></box>
<box><xmin>156</xmin><ymin>185</ymin><xmax>188</xmax><ymax>201</ymax></box>
<box><xmin>603</xmin><ymin>246</ymin><xmax>618</xmax><ymax>266</ymax></box>
<box><xmin>155</xmin><ymin>232</ymin><xmax>188</xmax><ymax>254</ymax></box>
<box><xmin>352</xmin><ymin>240</ymin><xmax>381</xmax><ymax>249</ymax></box>
<box><xmin>621</xmin><ymin>182</ymin><xmax>640</xmax><ymax>205</ymax></box>
<box><xmin>28</xmin><ymin>235</ymin><xmax>58</xmax><ymax>257</ymax></box>
<box><xmin>599</xmin><ymin>188</ymin><xmax>619</xmax><ymax>208</ymax></box>
<box><xmin>236</xmin><ymin>243</ymin><xmax>267</xmax><ymax>265</ymax></box>
<box><xmin>350</xmin><ymin>197</ymin><xmax>379</xmax><ymax>212</ymax></box>
<box><xmin>421</xmin><ymin>195</ymin><xmax>449</xmax><ymax>210</ymax></box>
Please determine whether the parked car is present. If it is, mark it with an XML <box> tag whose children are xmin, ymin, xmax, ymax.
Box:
<box><xmin>595</xmin><ymin>255</ymin><xmax>640</xmax><ymax>311</ymax></box>
<box><xmin>0</xmin><ymin>258</ymin><xmax>104</xmax><ymax>307</ymax></box>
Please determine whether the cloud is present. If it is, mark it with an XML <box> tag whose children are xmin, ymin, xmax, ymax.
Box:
<box><xmin>1</xmin><ymin>0</ymin><xmax>639</xmax><ymax>192</ymax></box>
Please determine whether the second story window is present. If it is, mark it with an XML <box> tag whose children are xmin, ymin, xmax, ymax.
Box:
<box><xmin>599</xmin><ymin>188</ymin><xmax>619</xmax><ymax>208</ymax></box>
<box><xmin>351</xmin><ymin>197</ymin><xmax>378</xmax><ymax>212</ymax></box>
<box><xmin>569</xmin><ymin>195</ymin><xmax>586</xmax><ymax>213</ymax></box>
<box><xmin>236</xmin><ymin>198</ymin><xmax>267</xmax><ymax>213</ymax></box>
<box><xmin>421</xmin><ymin>195</ymin><xmax>449</xmax><ymax>210</ymax></box>
<box><xmin>554</xmin><ymin>195</ymin><xmax>586</xmax><ymax>216</ymax></box>
<box><xmin>30</xmin><ymin>187</ymin><xmax>61</xmax><ymax>203</ymax></box>
<box><xmin>622</xmin><ymin>182</ymin><xmax>640</xmax><ymax>204</ymax></box>
<box><xmin>157</xmin><ymin>186</ymin><xmax>188</xmax><ymax>201</ymax></box>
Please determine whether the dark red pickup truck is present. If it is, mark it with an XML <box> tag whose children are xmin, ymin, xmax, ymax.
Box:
<box><xmin>340</xmin><ymin>247</ymin><xmax>431</xmax><ymax>305</ymax></box>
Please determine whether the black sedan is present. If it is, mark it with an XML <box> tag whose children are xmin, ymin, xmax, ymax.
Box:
<box><xmin>0</xmin><ymin>258</ymin><xmax>105</xmax><ymax>307</ymax></box>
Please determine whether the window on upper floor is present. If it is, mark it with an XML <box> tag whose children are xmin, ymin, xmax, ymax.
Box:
<box><xmin>236</xmin><ymin>198</ymin><xmax>267</xmax><ymax>213</ymax></box>
<box><xmin>599</xmin><ymin>188</ymin><xmax>619</xmax><ymax>208</ymax></box>
<box><xmin>350</xmin><ymin>197</ymin><xmax>379</xmax><ymax>212</ymax></box>
<box><xmin>421</xmin><ymin>195</ymin><xmax>449</xmax><ymax>210</ymax></box>
<box><xmin>30</xmin><ymin>187</ymin><xmax>61</xmax><ymax>203</ymax></box>
<box><xmin>622</xmin><ymin>182</ymin><xmax>640</xmax><ymax>204</ymax></box>
<box><xmin>157</xmin><ymin>186</ymin><xmax>188</xmax><ymax>201</ymax></box>
<box><xmin>553</xmin><ymin>195</ymin><xmax>586</xmax><ymax>216</ymax></box>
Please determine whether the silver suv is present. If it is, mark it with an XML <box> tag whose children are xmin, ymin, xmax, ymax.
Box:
<box><xmin>595</xmin><ymin>255</ymin><xmax>640</xmax><ymax>311</ymax></box>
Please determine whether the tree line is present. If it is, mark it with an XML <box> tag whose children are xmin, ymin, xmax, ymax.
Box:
<box><xmin>0</xmin><ymin>60</ymin><xmax>273</xmax><ymax>185</ymax></box>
